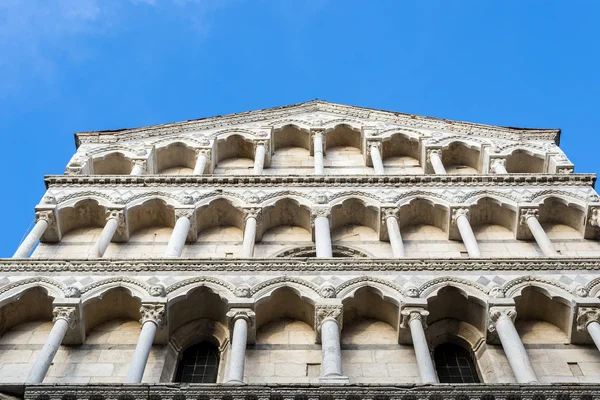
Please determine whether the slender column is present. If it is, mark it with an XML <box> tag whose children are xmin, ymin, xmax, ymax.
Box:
<box><xmin>489</xmin><ymin>307</ymin><xmax>538</xmax><ymax>383</ymax></box>
<box><xmin>316</xmin><ymin>305</ymin><xmax>347</xmax><ymax>383</ymax></box>
<box><xmin>428</xmin><ymin>149</ymin><xmax>446</xmax><ymax>175</ymax></box>
<box><xmin>253</xmin><ymin>142</ymin><xmax>267</xmax><ymax>175</ymax></box>
<box><xmin>382</xmin><ymin>209</ymin><xmax>405</xmax><ymax>258</ymax></box>
<box><xmin>520</xmin><ymin>209</ymin><xmax>558</xmax><ymax>257</ymax></box>
<box><xmin>164</xmin><ymin>214</ymin><xmax>191</xmax><ymax>258</ymax></box>
<box><xmin>577</xmin><ymin>308</ymin><xmax>600</xmax><ymax>353</ymax></box>
<box><xmin>126</xmin><ymin>304</ymin><xmax>165</xmax><ymax>383</ymax></box>
<box><xmin>401</xmin><ymin>309</ymin><xmax>438</xmax><ymax>384</ymax></box>
<box><xmin>313</xmin><ymin>208</ymin><xmax>332</xmax><ymax>257</ymax></box>
<box><xmin>93</xmin><ymin>210</ymin><xmax>123</xmax><ymax>258</ymax></box>
<box><xmin>452</xmin><ymin>208</ymin><xmax>481</xmax><ymax>257</ymax></box>
<box><xmin>13</xmin><ymin>215</ymin><xmax>50</xmax><ymax>258</ymax></box>
<box><xmin>242</xmin><ymin>209</ymin><xmax>260</xmax><ymax>257</ymax></box>
<box><xmin>313</xmin><ymin>131</ymin><xmax>325</xmax><ymax>175</ymax></box>
<box><xmin>26</xmin><ymin>307</ymin><xmax>76</xmax><ymax>384</ymax></box>
<box><xmin>368</xmin><ymin>142</ymin><xmax>385</xmax><ymax>175</ymax></box>
<box><xmin>193</xmin><ymin>149</ymin><xmax>210</xmax><ymax>175</ymax></box>
<box><xmin>130</xmin><ymin>160</ymin><xmax>146</xmax><ymax>176</ymax></box>
<box><xmin>490</xmin><ymin>158</ymin><xmax>508</xmax><ymax>174</ymax></box>
<box><xmin>225</xmin><ymin>310</ymin><xmax>255</xmax><ymax>384</ymax></box>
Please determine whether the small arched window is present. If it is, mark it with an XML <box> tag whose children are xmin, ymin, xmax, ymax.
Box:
<box><xmin>434</xmin><ymin>343</ymin><xmax>480</xmax><ymax>383</ymax></box>
<box><xmin>175</xmin><ymin>342</ymin><xmax>220</xmax><ymax>383</ymax></box>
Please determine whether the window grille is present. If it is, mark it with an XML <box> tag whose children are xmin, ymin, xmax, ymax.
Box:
<box><xmin>434</xmin><ymin>343</ymin><xmax>480</xmax><ymax>383</ymax></box>
<box><xmin>175</xmin><ymin>342</ymin><xmax>220</xmax><ymax>383</ymax></box>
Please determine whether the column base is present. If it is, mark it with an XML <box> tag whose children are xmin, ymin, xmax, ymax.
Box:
<box><xmin>224</xmin><ymin>380</ymin><xmax>246</xmax><ymax>386</ymax></box>
<box><xmin>319</xmin><ymin>375</ymin><xmax>349</xmax><ymax>384</ymax></box>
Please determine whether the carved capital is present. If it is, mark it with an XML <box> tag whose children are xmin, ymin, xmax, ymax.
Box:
<box><xmin>226</xmin><ymin>308</ymin><xmax>256</xmax><ymax>329</ymax></box>
<box><xmin>366</xmin><ymin>140</ymin><xmax>382</xmax><ymax>155</ymax></box>
<box><xmin>400</xmin><ymin>307</ymin><xmax>429</xmax><ymax>330</ymax></box>
<box><xmin>577</xmin><ymin>307</ymin><xmax>600</xmax><ymax>332</ymax></box>
<box><xmin>451</xmin><ymin>208</ymin><xmax>470</xmax><ymax>225</ymax></box>
<box><xmin>311</xmin><ymin>207</ymin><xmax>331</xmax><ymax>221</ymax></box>
<box><xmin>140</xmin><ymin>303</ymin><xmax>166</xmax><ymax>327</ymax></box>
<box><xmin>311</xmin><ymin>128</ymin><xmax>325</xmax><ymax>138</ymax></box>
<box><xmin>488</xmin><ymin>306</ymin><xmax>517</xmax><ymax>333</ymax></box>
<box><xmin>36</xmin><ymin>210</ymin><xmax>56</xmax><ymax>225</ymax></box>
<box><xmin>489</xmin><ymin>157</ymin><xmax>506</xmax><ymax>173</ymax></box>
<box><xmin>315</xmin><ymin>304</ymin><xmax>343</xmax><ymax>329</ymax></box>
<box><xmin>520</xmin><ymin>208</ymin><xmax>539</xmax><ymax>225</ymax></box>
<box><xmin>175</xmin><ymin>208</ymin><xmax>195</xmax><ymax>221</ymax></box>
<box><xmin>380</xmin><ymin>207</ymin><xmax>399</xmax><ymax>223</ymax></box>
<box><xmin>254</xmin><ymin>140</ymin><xmax>270</xmax><ymax>153</ymax></box>
<box><xmin>426</xmin><ymin>149</ymin><xmax>442</xmax><ymax>163</ymax></box>
<box><xmin>132</xmin><ymin>159</ymin><xmax>147</xmax><ymax>172</ymax></box>
<box><xmin>589</xmin><ymin>207</ymin><xmax>600</xmax><ymax>227</ymax></box>
<box><xmin>53</xmin><ymin>306</ymin><xmax>77</xmax><ymax>329</ymax></box>
<box><xmin>195</xmin><ymin>148</ymin><xmax>212</xmax><ymax>162</ymax></box>
<box><xmin>244</xmin><ymin>207</ymin><xmax>262</xmax><ymax>224</ymax></box>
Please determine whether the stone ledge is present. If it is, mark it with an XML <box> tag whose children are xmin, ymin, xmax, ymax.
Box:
<box><xmin>23</xmin><ymin>383</ymin><xmax>600</xmax><ymax>400</ymax></box>
<box><xmin>44</xmin><ymin>174</ymin><xmax>597</xmax><ymax>189</ymax></box>
<box><xmin>3</xmin><ymin>257</ymin><xmax>600</xmax><ymax>273</ymax></box>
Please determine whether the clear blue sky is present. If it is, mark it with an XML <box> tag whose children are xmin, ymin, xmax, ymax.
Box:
<box><xmin>0</xmin><ymin>0</ymin><xmax>599</xmax><ymax>257</ymax></box>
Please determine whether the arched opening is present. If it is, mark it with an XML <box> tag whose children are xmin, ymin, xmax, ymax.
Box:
<box><xmin>538</xmin><ymin>197</ymin><xmax>585</xmax><ymax>242</ymax></box>
<box><xmin>381</xmin><ymin>133</ymin><xmax>422</xmax><ymax>174</ymax></box>
<box><xmin>514</xmin><ymin>287</ymin><xmax>570</xmax><ymax>344</ymax></box>
<box><xmin>214</xmin><ymin>135</ymin><xmax>255</xmax><ymax>174</ymax></box>
<box><xmin>442</xmin><ymin>142</ymin><xmax>480</xmax><ymax>174</ymax></box>
<box><xmin>341</xmin><ymin>287</ymin><xmax>407</xmax><ymax>384</ymax></box>
<box><xmin>505</xmin><ymin>150</ymin><xmax>545</xmax><ymax>174</ymax></box>
<box><xmin>122</xmin><ymin>199</ymin><xmax>175</xmax><ymax>258</ymax></box>
<box><xmin>0</xmin><ymin>287</ymin><xmax>54</xmax><ymax>383</ymax></box>
<box><xmin>191</xmin><ymin>199</ymin><xmax>244</xmax><ymax>258</ymax></box>
<box><xmin>92</xmin><ymin>152</ymin><xmax>133</xmax><ymax>175</ymax></box>
<box><xmin>271</xmin><ymin>125</ymin><xmax>312</xmax><ymax>174</ymax></box>
<box><xmin>257</xmin><ymin>199</ymin><xmax>312</xmax><ymax>258</ymax></box>
<box><xmin>398</xmin><ymin>199</ymin><xmax>452</xmax><ymax>258</ymax></box>
<box><xmin>156</xmin><ymin>143</ymin><xmax>197</xmax><ymax>175</ymax></box>
<box><xmin>251</xmin><ymin>287</ymin><xmax>316</xmax><ymax>383</ymax></box>
<box><xmin>331</xmin><ymin>199</ymin><xmax>384</xmax><ymax>256</ymax></box>
<box><xmin>174</xmin><ymin>342</ymin><xmax>220</xmax><ymax>383</ymax></box>
<box><xmin>273</xmin><ymin>244</ymin><xmax>369</xmax><ymax>258</ymax></box>
<box><xmin>434</xmin><ymin>343</ymin><xmax>481</xmax><ymax>383</ymax></box>
<box><xmin>324</xmin><ymin>125</ymin><xmax>366</xmax><ymax>174</ymax></box>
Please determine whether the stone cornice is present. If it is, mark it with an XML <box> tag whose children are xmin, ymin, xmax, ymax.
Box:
<box><xmin>44</xmin><ymin>173</ymin><xmax>596</xmax><ymax>189</ymax></box>
<box><xmin>3</xmin><ymin>257</ymin><xmax>600</xmax><ymax>273</ymax></box>
<box><xmin>73</xmin><ymin>101</ymin><xmax>561</xmax><ymax>146</ymax></box>
<box><xmin>23</xmin><ymin>383</ymin><xmax>600</xmax><ymax>400</ymax></box>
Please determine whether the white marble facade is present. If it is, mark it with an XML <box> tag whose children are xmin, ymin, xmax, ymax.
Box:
<box><xmin>5</xmin><ymin>101</ymin><xmax>600</xmax><ymax>397</ymax></box>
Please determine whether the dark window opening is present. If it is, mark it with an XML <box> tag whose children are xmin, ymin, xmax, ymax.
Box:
<box><xmin>175</xmin><ymin>342</ymin><xmax>220</xmax><ymax>383</ymax></box>
<box><xmin>434</xmin><ymin>343</ymin><xmax>480</xmax><ymax>383</ymax></box>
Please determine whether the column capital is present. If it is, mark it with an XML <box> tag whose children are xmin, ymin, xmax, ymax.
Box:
<box><xmin>175</xmin><ymin>208</ymin><xmax>195</xmax><ymax>220</ymax></box>
<box><xmin>311</xmin><ymin>128</ymin><xmax>325</xmax><ymax>137</ymax></box>
<box><xmin>426</xmin><ymin>148</ymin><xmax>442</xmax><ymax>163</ymax></box>
<box><xmin>226</xmin><ymin>308</ymin><xmax>256</xmax><ymax>329</ymax></box>
<box><xmin>311</xmin><ymin>207</ymin><xmax>331</xmax><ymax>221</ymax></box>
<box><xmin>488</xmin><ymin>306</ymin><xmax>517</xmax><ymax>333</ymax></box>
<box><xmin>520</xmin><ymin>208</ymin><xmax>539</xmax><ymax>225</ymax></box>
<box><xmin>195</xmin><ymin>148</ymin><xmax>212</xmax><ymax>162</ymax></box>
<box><xmin>380</xmin><ymin>206</ymin><xmax>399</xmax><ymax>222</ymax></box>
<box><xmin>140</xmin><ymin>303</ymin><xmax>166</xmax><ymax>327</ymax></box>
<box><xmin>400</xmin><ymin>307</ymin><xmax>429</xmax><ymax>330</ymax></box>
<box><xmin>577</xmin><ymin>307</ymin><xmax>600</xmax><ymax>332</ymax></box>
<box><xmin>366</xmin><ymin>139</ymin><xmax>382</xmax><ymax>154</ymax></box>
<box><xmin>589</xmin><ymin>207</ymin><xmax>600</xmax><ymax>227</ymax></box>
<box><xmin>253</xmin><ymin>139</ymin><xmax>270</xmax><ymax>152</ymax></box>
<box><xmin>315</xmin><ymin>304</ymin><xmax>343</xmax><ymax>332</ymax></box>
<box><xmin>132</xmin><ymin>159</ymin><xmax>147</xmax><ymax>173</ymax></box>
<box><xmin>489</xmin><ymin>157</ymin><xmax>507</xmax><ymax>172</ymax></box>
<box><xmin>451</xmin><ymin>208</ymin><xmax>470</xmax><ymax>225</ymax></box>
<box><xmin>243</xmin><ymin>207</ymin><xmax>263</xmax><ymax>224</ymax></box>
<box><xmin>36</xmin><ymin>210</ymin><xmax>56</xmax><ymax>225</ymax></box>
<box><xmin>53</xmin><ymin>306</ymin><xmax>77</xmax><ymax>329</ymax></box>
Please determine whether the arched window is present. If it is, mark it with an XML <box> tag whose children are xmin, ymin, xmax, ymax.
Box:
<box><xmin>175</xmin><ymin>342</ymin><xmax>220</xmax><ymax>383</ymax></box>
<box><xmin>434</xmin><ymin>343</ymin><xmax>480</xmax><ymax>383</ymax></box>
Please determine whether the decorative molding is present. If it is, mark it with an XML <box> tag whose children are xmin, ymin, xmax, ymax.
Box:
<box><xmin>43</xmin><ymin>173</ymin><xmax>598</xmax><ymax>189</ymax></box>
<box><xmin>139</xmin><ymin>303</ymin><xmax>166</xmax><ymax>327</ymax></box>
<box><xmin>576</xmin><ymin>307</ymin><xmax>600</xmax><ymax>332</ymax></box>
<box><xmin>52</xmin><ymin>306</ymin><xmax>77</xmax><ymax>329</ymax></box>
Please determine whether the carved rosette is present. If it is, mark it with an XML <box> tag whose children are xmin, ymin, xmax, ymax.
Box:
<box><xmin>589</xmin><ymin>207</ymin><xmax>600</xmax><ymax>227</ymax></box>
<box><xmin>520</xmin><ymin>209</ymin><xmax>539</xmax><ymax>225</ymax></box>
<box><xmin>488</xmin><ymin>306</ymin><xmax>517</xmax><ymax>333</ymax></box>
<box><xmin>400</xmin><ymin>307</ymin><xmax>429</xmax><ymax>330</ymax></box>
<box><xmin>226</xmin><ymin>308</ymin><xmax>256</xmax><ymax>329</ymax></box>
<box><xmin>195</xmin><ymin>148</ymin><xmax>212</xmax><ymax>162</ymax></box>
<box><xmin>53</xmin><ymin>306</ymin><xmax>77</xmax><ymax>329</ymax></box>
<box><xmin>140</xmin><ymin>304</ymin><xmax>166</xmax><ymax>327</ymax></box>
<box><xmin>315</xmin><ymin>304</ymin><xmax>343</xmax><ymax>331</ymax></box>
<box><xmin>244</xmin><ymin>207</ymin><xmax>263</xmax><ymax>224</ymax></box>
<box><xmin>489</xmin><ymin>157</ymin><xmax>507</xmax><ymax>173</ymax></box>
<box><xmin>426</xmin><ymin>148</ymin><xmax>442</xmax><ymax>163</ymax></box>
<box><xmin>576</xmin><ymin>307</ymin><xmax>600</xmax><ymax>332</ymax></box>
<box><xmin>451</xmin><ymin>208</ymin><xmax>470</xmax><ymax>225</ymax></box>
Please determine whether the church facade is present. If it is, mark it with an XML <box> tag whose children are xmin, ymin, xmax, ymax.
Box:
<box><xmin>5</xmin><ymin>101</ymin><xmax>600</xmax><ymax>399</ymax></box>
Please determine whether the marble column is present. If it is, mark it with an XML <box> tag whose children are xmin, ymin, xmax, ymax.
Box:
<box><xmin>313</xmin><ymin>131</ymin><xmax>325</xmax><ymax>175</ymax></box>
<box><xmin>489</xmin><ymin>307</ymin><xmax>538</xmax><ymax>383</ymax></box>
<box><xmin>93</xmin><ymin>210</ymin><xmax>123</xmax><ymax>258</ymax></box>
<box><xmin>225</xmin><ymin>310</ymin><xmax>254</xmax><ymax>384</ymax></box>
<box><xmin>313</xmin><ymin>209</ymin><xmax>332</xmax><ymax>257</ymax></box>
<box><xmin>164</xmin><ymin>213</ymin><xmax>192</xmax><ymax>258</ymax></box>
<box><xmin>490</xmin><ymin>158</ymin><xmax>508</xmax><ymax>174</ymax></box>
<box><xmin>193</xmin><ymin>149</ymin><xmax>210</xmax><ymax>175</ymax></box>
<box><xmin>428</xmin><ymin>149</ymin><xmax>446</xmax><ymax>175</ymax></box>
<box><xmin>26</xmin><ymin>307</ymin><xmax>76</xmax><ymax>384</ymax></box>
<box><xmin>253</xmin><ymin>142</ymin><xmax>267</xmax><ymax>175</ymax></box>
<box><xmin>126</xmin><ymin>304</ymin><xmax>165</xmax><ymax>384</ymax></box>
<box><xmin>452</xmin><ymin>208</ymin><xmax>481</xmax><ymax>257</ymax></box>
<box><xmin>13</xmin><ymin>214</ymin><xmax>50</xmax><ymax>258</ymax></box>
<box><xmin>401</xmin><ymin>309</ymin><xmax>438</xmax><ymax>384</ymax></box>
<box><xmin>383</xmin><ymin>209</ymin><xmax>405</xmax><ymax>258</ymax></box>
<box><xmin>317</xmin><ymin>305</ymin><xmax>348</xmax><ymax>383</ymax></box>
<box><xmin>242</xmin><ymin>209</ymin><xmax>260</xmax><ymax>257</ymax></box>
<box><xmin>520</xmin><ymin>209</ymin><xmax>558</xmax><ymax>257</ymax></box>
<box><xmin>577</xmin><ymin>308</ymin><xmax>600</xmax><ymax>353</ymax></box>
<box><xmin>369</xmin><ymin>142</ymin><xmax>385</xmax><ymax>175</ymax></box>
<box><xmin>130</xmin><ymin>160</ymin><xmax>146</xmax><ymax>176</ymax></box>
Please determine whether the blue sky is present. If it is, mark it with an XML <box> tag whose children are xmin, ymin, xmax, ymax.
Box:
<box><xmin>0</xmin><ymin>0</ymin><xmax>599</xmax><ymax>257</ymax></box>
